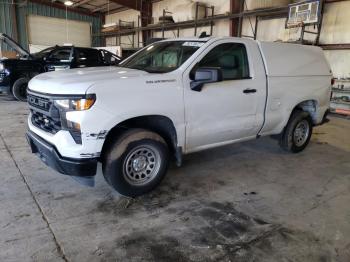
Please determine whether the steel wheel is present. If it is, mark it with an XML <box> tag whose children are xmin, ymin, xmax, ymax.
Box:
<box><xmin>293</xmin><ymin>119</ymin><xmax>310</xmax><ymax>147</ymax></box>
<box><xmin>103</xmin><ymin>129</ymin><xmax>169</xmax><ymax>197</ymax></box>
<box><xmin>123</xmin><ymin>145</ymin><xmax>161</xmax><ymax>186</ymax></box>
<box><xmin>279</xmin><ymin>110</ymin><xmax>313</xmax><ymax>153</ymax></box>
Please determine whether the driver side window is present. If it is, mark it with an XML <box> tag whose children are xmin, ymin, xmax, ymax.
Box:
<box><xmin>48</xmin><ymin>48</ymin><xmax>72</xmax><ymax>62</ymax></box>
<box><xmin>198</xmin><ymin>43</ymin><xmax>250</xmax><ymax>80</ymax></box>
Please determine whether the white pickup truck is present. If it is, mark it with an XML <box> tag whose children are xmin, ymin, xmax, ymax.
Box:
<box><xmin>26</xmin><ymin>37</ymin><xmax>332</xmax><ymax>197</ymax></box>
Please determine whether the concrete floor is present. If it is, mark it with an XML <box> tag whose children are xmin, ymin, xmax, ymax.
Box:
<box><xmin>0</xmin><ymin>94</ymin><xmax>349</xmax><ymax>262</ymax></box>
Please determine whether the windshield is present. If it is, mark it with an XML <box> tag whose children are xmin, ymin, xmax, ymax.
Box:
<box><xmin>32</xmin><ymin>47</ymin><xmax>56</xmax><ymax>58</ymax></box>
<box><xmin>121</xmin><ymin>41</ymin><xmax>204</xmax><ymax>73</ymax></box>
<box><xmin>0</xmin><ymin>33</ymin><xmax>30</xmax><ymax>59</ymax></box>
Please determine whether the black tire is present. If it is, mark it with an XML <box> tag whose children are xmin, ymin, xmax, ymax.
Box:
<box><xmin>279</xmin><ymin>110</ymin><xmax>313</xmax><ymax>153</ymax></box>
<box><xmin>102</xmin><ymin>129</ymin><xmax>169</xmax><ymax>197</ymax></box>
<box><xmin>12</xmin><ymin>77</ymin><xmax>29</xmax><ymax>102</ymax></box>
<box><xmin>6</xmin><ymin>88</ymin><xmax>17</xmax><ymax>100</ymax></box>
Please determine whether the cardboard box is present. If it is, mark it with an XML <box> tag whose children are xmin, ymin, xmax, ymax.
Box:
<box><xmin>0</xmin><ymin>50</ymin><xmax>17</xmax><ymax>59</ymax></box>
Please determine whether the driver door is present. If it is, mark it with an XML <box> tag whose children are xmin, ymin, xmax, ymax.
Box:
<box><xmin>183</xmin><ymin>39</ymin><xmax>266</xmax><ymax>152</ymax></box>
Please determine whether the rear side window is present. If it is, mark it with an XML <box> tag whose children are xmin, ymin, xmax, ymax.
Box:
<box><xmin>76</xmin><ymin>48</ymin><xmax>100</xmax><ymax>66</ymax></box>
<box><xmin>198</xmin><ymin>43</ymin><xmax>250</xmax><ymax>80</ymax></box>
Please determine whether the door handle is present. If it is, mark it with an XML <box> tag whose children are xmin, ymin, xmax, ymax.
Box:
<box><xmin>243</xmin><ymin>88</ymin><xmax>257</xmax><ymax>94</ymax></box>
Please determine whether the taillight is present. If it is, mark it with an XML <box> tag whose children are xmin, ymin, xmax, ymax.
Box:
<box><xmin>331</xmin><ymin>78</ymin><xmax>335</xmax><ymax>86</ymax></box>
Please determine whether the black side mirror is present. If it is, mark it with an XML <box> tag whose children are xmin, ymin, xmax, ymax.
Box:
<box><xmin>190</xmin><ymin>67</ymin><xmax>223</xmax><ymax>92</ymax></box>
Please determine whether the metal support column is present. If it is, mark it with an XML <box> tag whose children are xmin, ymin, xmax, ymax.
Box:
<box><xmin>141</xmin><ymin>0</ymin><xmax>152</xmax><ymax>46</ymax></box>
<box><xmin>230</xmin><ymin>0</ymin><xmax>244</xmax><ymax>36</ymax></box>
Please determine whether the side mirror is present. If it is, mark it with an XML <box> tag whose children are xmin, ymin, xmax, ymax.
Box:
<box><xmin>190</xmin><ymin>67</ymin><xmax>223</xmax><ymax>92</ymax></box>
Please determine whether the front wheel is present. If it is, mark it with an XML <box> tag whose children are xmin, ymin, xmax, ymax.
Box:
<box><xmin>102</xmin><ymin>129</ymin><xmax>169</xmax><ymax>197</ymax></box>
<box><xmin>279</xmin><ymin>110</ymin><xmax>313</xmax><ymax>153</ymax></box>
<box><xmin>12</xmin><ymin>77</ymin><xmax>29</xmax><ymax>102</ymax></box>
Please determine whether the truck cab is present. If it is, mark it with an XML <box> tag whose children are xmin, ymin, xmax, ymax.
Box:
<box><xmin>25</xmin><ymin>37</ymin><xmax>332</xmax><ymax>197</ymax></box>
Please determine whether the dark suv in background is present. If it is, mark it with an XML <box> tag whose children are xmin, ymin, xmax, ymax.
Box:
<box><xmin>0</xmin><ymin>33</ymin><xmax>121</xmax><ymax>101</ymax></box>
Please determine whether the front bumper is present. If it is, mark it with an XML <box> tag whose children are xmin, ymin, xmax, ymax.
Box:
<box><xmin>26</xmin><ymin>130</ymin><xmax>98</xmax><ymax>177</ymax></box>
<box><xmin>0</xmin><ymin>73</ymin><xmax>10</xmax><ymax>93</ymax></box>
<box><xmin>0</xmin><ymin>85</ymin><xmax>10</xmax><ymax>93</ymax></box>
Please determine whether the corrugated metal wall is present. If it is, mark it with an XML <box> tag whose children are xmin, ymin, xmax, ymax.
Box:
<box><xmin>320</xmin><ymin>2</ymin><xmax>350</xmax><ymax>45</ymax></box>
<box><xmin>0</xmin><ymin>3</ymin><xmax>16</xmax><ymax>51</ymax></box>
<box><xmin>320</xmin><ymin>1</ymin><xmax>350</xmax><ymax>78</ymax></box>
<box><xmin>0</xmin><ymin>3</ymin><xmax>14</xmax><ymax>36</ymax></box>
<box><xmin>244</xmin><ymin>0</ymin><xmax>290</xmax><ymax>10</ymax></box>
<box><xmin>0</xmin><ymin>2</ymin><xmax>101</xmax><ymax>49</ymax></box>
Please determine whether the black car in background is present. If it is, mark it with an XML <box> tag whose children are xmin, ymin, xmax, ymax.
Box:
<box><xmin>0</xmin><ymin>33</ymin><xmax>121</xmax><ymax>101</ymax></box>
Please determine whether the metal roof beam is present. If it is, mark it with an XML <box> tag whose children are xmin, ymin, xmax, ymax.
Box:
<box><xmin>108</xmin><ymin>0</ymin><xmax>140</xmax><ymax>10</ymax></box>
<box><xmin>102</xmin><ymin>6</ymin><xmax>129</xmax><ymax>14</ymax></box>
<box><xmin>92</xmin><ymin>4</ymin><xmax>109</xmax><ymax>12</ymax></box>
<box><xmin>29</xmin><ymin>0</ymin><xmax>99</xmax><ymax>16</ymax></box>
<box><xmin>230</xmin><ymin>0</ymin><xmax>244</xmax><ymax>37</ymax></box>
<box><xmin>73</xmin><ymin>0</ymin><xmax>92</xmax><ymax>7</ymax></box>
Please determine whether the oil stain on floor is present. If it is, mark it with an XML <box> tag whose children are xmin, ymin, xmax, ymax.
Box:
<box><xmin>93</xmin><ymin>197</ymin><xmax>334</xmax><ymax>262</ymax></box>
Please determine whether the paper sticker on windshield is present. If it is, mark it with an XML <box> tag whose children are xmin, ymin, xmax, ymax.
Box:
<box><xmin>182</xmin><ymin>42</ymin><xmax>204</xmax><ymax>47</ymax></box>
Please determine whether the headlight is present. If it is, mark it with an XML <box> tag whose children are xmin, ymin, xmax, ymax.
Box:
<box><xmin>53</xmin><ymin>94</ymin><xmax>96</xmax><ymax>144</ymax></box>
<box><xmin>0</xmin><ymin>63</ymin><xmax>4</xmax><ymax>71</ymax></box>
<box><xmin>54</xmin><ymin>94</ymin><xmax>96</xmax><ymax>111</ymax></box>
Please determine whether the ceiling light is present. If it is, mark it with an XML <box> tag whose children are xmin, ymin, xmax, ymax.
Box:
<box><xmin>64</xmin><ymin>1</ymin><xmax>74</xmax><ymax>6</ymax></box>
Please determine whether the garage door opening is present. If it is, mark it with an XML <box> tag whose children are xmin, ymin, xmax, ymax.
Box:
<box><xmin>27</xmin><ymin>15</ymin><xmax>92</xmax><ymax>49</ymax></box>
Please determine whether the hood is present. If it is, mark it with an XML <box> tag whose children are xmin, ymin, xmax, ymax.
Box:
<box><xmin>28</xmin><ymin>66</ymin><xmax>150</xmax><ymax>95</ymax></box>
<box><xmin>0</xmin><ymin>33</ymin><xmax>31</xmax><ymax>58</ymax></box>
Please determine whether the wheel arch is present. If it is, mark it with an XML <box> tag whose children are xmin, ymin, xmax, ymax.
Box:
<box><xmin>101</xmin><ymin>115</ymin><xmax>182</xmax><ymax>165</ymax></box>
<box><xmin>292</xmin><ymin>99</ymin><xmax>318</xmax><ymax>124</ymax></box>
<box><xmin>10</xmin><ymin>73</ymin><xmax>32</xmax><ymax>91</ymax></box>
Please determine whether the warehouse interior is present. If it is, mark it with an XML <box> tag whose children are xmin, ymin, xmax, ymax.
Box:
<box><xmin>0</xmin><ymin>0</ymin><xmax>350</xmax><ymax>261</ymax></box>
<box><xmin>1</xmin><ymin>0</ymin><xmax>350</xmax><ymax>112</ymax></box>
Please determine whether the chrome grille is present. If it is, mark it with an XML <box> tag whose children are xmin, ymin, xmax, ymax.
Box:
<box><xmin>28</xmin><ymin>92</ymin><xmax>61</xmax><ymax>134</ymax></box>
<box><xmin>0</xmin><ymin>72</ymin><xmax>6</xmax><ymax>81</ymax></box>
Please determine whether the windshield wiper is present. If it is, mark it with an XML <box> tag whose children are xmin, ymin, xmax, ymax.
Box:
<box><xmin>144</xmin><ymin>69</ymin><xmax>168</xmax><ymax>73</ymax></box>
<box><xmin>120</xmin><ymin>65</ymin><xmax>168</xmax><ymax>74</ymax></box>
<box><xmin>127</xmin><ymin>65</ymin><xmax>148</xmax><ymax>72</ymax></box>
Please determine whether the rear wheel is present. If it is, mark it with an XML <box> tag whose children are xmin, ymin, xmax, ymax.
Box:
<box><xmin>12</xmin><ymin>77</ymin><xmax>29</xmax><ymax>102</ymax></box>
<box><xmin>102</xmin><ymin>129</ymin><xmax>169</xmax><ymax>197</ymax></box>
<box><xmin>279</xmin><ymin>110</ymin><xmax>313</xmax><ymax>153</ymax></box>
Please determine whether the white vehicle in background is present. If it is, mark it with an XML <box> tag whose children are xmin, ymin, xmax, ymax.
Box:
<box><xmin>26</xmin><ymin>37</ymin><xmax>332</xmax><ymax>197</ymax></box>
